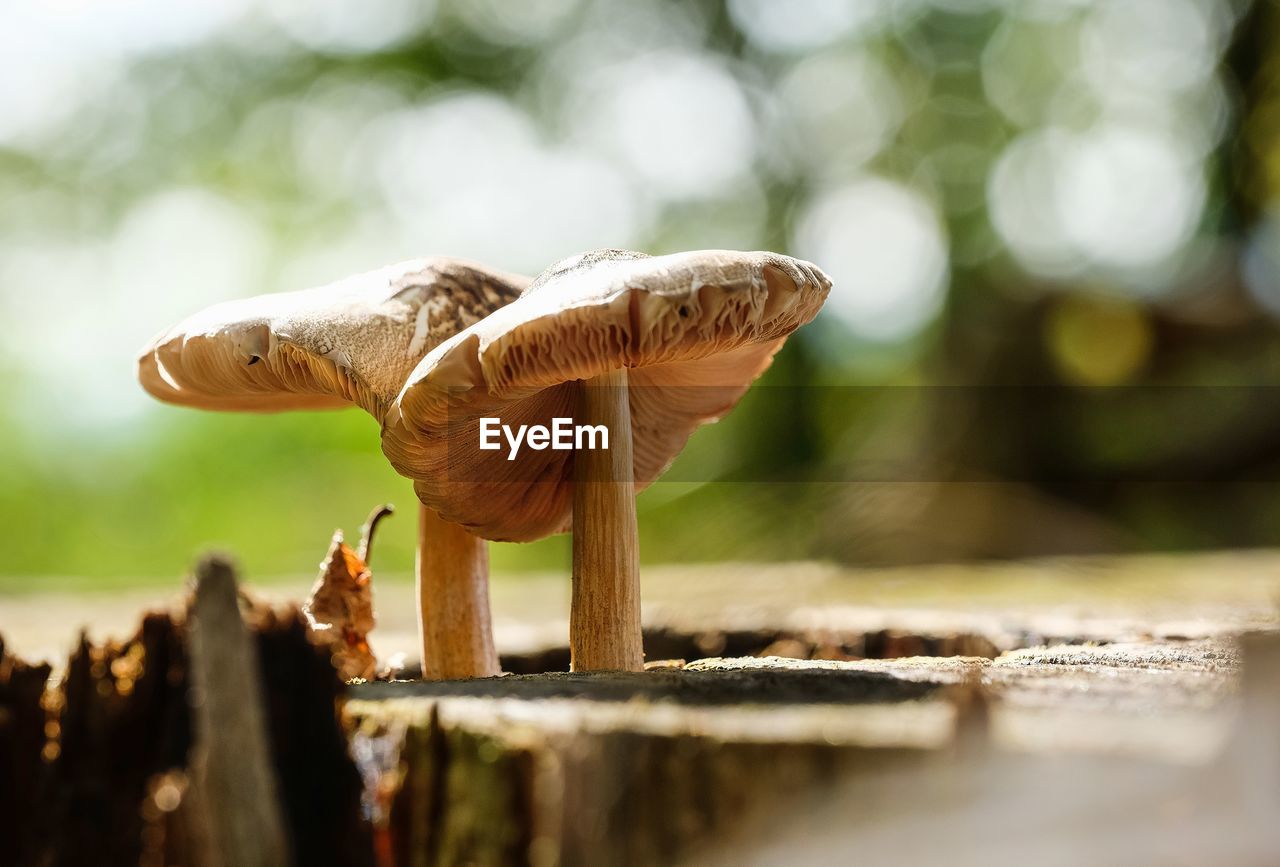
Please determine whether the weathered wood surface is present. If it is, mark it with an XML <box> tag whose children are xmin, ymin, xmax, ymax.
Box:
<box><xmin>345</xmin><ymin>633</ymin><xmax>1261</xmax><ymax>866</ymax></box>
<box><xmin>7</xmin><ymin>549</ymin><xmax>1280</xmax><ymax>665</ymax></box>
<box><xmin>4</xmin><ymin>552</ymin><xmax>1279</xmax><ymax>865</ymax></box>
<box><xmin>706</xmin><ymin>634</ymin><xmax>1280</xmax><ymax>867</ymax></box>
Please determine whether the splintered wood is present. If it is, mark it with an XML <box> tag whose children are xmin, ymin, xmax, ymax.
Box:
<box><xmin>188</xmin><ymin>557</ymin><xmax>291</xmax><ymax>867</ymax></box>
<box><xmin>0</xmin><ymin>556</ymin><xmax>372</xmax><ymax>867</ymax></box>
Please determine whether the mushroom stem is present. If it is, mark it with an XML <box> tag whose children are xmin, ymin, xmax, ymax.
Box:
<box><xmin>416</xmin><ymin>505</ymin><xmax>501</xmax><ymax>680</ymax></box>
<box><xmin>572</xmin><ymin>368</ymin><xmax>644</xmax><ymax>672</ymax></box>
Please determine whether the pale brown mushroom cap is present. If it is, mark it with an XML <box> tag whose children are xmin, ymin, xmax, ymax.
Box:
<box><xmin>136</xmin><ymin>258</ymin><xmax>529</xmax><ymax>421</ymax></box>
<box><xmin>382</xmin><ymin>249</ymin><xmax>831</xmax><ymax>541</ymax></box>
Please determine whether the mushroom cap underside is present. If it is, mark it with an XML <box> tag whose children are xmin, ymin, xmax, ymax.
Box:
<box><xmin>137</xmin><ymin>257</ymin><xmax>529</xmax><ymax>420</ymax></box>
<box><xmin>382</xmin><ymin>249</ymin><xmax>831</xmax><ymax>541</ymax></box>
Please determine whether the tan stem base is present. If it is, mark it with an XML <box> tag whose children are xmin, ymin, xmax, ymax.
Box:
<box><xmin>571</xmin><ymin>368</ymin><xmax>644</xmax><ymax>672</ymax></box>
<box><xmin>417</xmin><ymin>505</ymin><xmax>501</xmax><ymax>680</ymax></box>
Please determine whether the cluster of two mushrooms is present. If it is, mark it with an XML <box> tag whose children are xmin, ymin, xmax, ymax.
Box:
<box><xmin>138</xmin><ymin>258</ymin><xmax>524</xmax><ymax>679</ymax></box>
<box><xmin>139</xmin><ymin>249</ymin><xmax>830</xmax><ymax>678</ymax></box>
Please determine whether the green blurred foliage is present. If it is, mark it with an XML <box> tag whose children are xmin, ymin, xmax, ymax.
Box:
<box><xmin>3</xmin><ymin>0</ymin><xmax>1280</xmax><ymax>591</ymax></box>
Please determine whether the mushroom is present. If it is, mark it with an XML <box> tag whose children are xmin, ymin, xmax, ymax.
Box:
<box><xmin>382</xmin><ymin>249</ymin><xmax>831</xmax><ymax>671</ymax></box>
<box><xmin>137</xmin><ymin>257</ymin><xmax>528</xmax><ymax>679</ymax></box>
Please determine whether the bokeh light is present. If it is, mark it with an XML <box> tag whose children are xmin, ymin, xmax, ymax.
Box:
<box><xmin>367</xmin><ymin>91</ymin><xmax>642</xmax><ymax>272</ymax></box>
<box><xmin>728</xmin><ymin>0</ymin><xmax>895</xmax><ymax>52</ymax></box>
<box><xmin>448</xmin><ymin>0</ymin><xmax>582</xmax><ymax>46</ymax></box>
<box><xmin>1045</xmin><ymin>294</ymin><xmax>1153</xmax><ymax>386</ymax></box>
<box><xmin>568</xmin><ymin>52</ymin><xmax>756</xmax><ymax>201</ymax></box>
<box><xmin>988</xmin><ymin>125</ymin><xmax>1205</xmax><ymax>281</ymax></box>
<box><xmin>770</xmin><ymin>51</ymin><xmax>906</xmax><ymax>179</ymax></box>
<box><xmin>794</xmin><ymin>178</ymin><xmax>949</xmax><ymax>341</ymax></box>
<box><xmin>1</xmin><ymin>0</ymin><xmax>1278</xmax><ymax>582</ymax></box>
<box><xmin>263</xmin><ymin>0</ymin><xmax>436</xmax><ymax>55</ymax></box>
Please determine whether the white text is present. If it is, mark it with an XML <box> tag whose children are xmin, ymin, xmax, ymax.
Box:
<box><xmin>479</xmin><ymin>417</ymin><xmax>609</xmax><ymax>460</ymax></box>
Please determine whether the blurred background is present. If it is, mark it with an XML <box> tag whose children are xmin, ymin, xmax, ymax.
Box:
<box><xmin>3</xmin><ymin>0</ymin><xmax>1280</xmax><ymax>593</ymax></box>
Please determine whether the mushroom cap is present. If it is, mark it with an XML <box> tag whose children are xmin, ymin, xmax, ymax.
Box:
<box><xmin>382</xmin><ymin>249</ymin><xmax>831</xmax><ymax>542</ymax></box>
<box><xmin>137</xmin><ymin>258</ymin><xmax>529</xmax><ymax>421</ymax></box>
